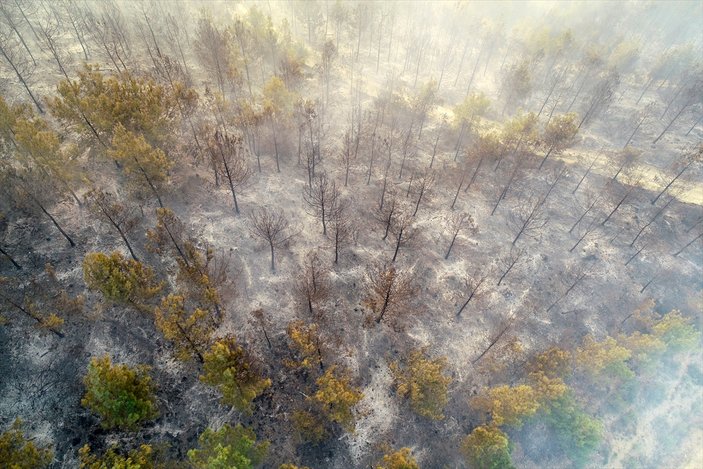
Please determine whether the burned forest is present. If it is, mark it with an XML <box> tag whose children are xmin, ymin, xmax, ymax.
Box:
<box><xmin>1</xmin><ymin>1</ymin><xmax>702</xmax><ymax>468</ymax></box>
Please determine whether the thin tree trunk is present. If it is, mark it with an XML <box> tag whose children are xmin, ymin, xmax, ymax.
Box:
<box><xmin>686</xmin><ymin>114</ymin><xmax>703</xmax><ymax>136</ymax></box>
<box><xmin>0</xmin><ymin>291</ymin><xmax>64</xmax><ymax>338</ymax></box>
<box><xmin>653</xmin><ymin>102</ymin><xmax>691</xmax><ymax>144</ymax></box>
<box><xmin>602</xmin><ymin>191</ymin><xmax>631</xmax><ymax>226</ymax></box>
<box><xmin>375</xmin><ymin>283</ymin><xmax>393</xmax><ymax>324</ymax></box>
<box><xmin>573</xmin><ymin>155</ymin><xmax>598</xmax><ymax>194</ymax></box>
<box><xmin>466</xmin><ymin>46</ymin><xmax>482</xmax><ymax>97</ymax></box>
<box><xmin>0</xmin><ymin>246</ymin><xmax>21</xmax><ymax>269</ymax></box>
<box><xmin>454</xmin><ymin>39</ymin><xmax>469</xmax><ymax>86</ymax></box>
<box><xmin>569</xmin><ymin>219</ymin><xmax>596</xmax><ymax>252</ymax></box>
<box><xmin>472</xmin><ymin>322</ymin><xmax>511</xmax><ymax>364</ymax></box>
<box><xmin>538</xmin><ymin>146</ymin><xmax>554</xmax><ymax>170</ymax></box>
<box><xmin>673</xmin><ymin>231</ymin><xmax>703</xmax><ymax>257</ymax></box>
<box><xmin>651</xmin><ymin>160</ymin><xmax>692</xmax><ymax>204</ymax></box>
<box><xmin>491</xmin><ymin>160</ymin><xmax>521</xmax><ymax>216</ymax></box>
<box><xmin>270</xmin><ymin>242</ymin><xmax>275</xmax><ymax>271</ymax></box>
<box><xmin>413</xmin><ymin>187</ymin><xmax>424</xmax><ymax>216</ymax></box>
<box><xmin>624</xmin><ymin>114</ymin><xmax>647</xmax><ymax>148</ymax></box>
<box><xmin>636</xmin><ymin>77</ymin><xmax>654</xmax><ymax>105</ymax></box>
<box><xmin>630</xmin><ymin>197</ymin><xmax>673</xmax><ymax>247</ymax></box>
<box><xmin>456</xmin><ymin>276</ymin><xmax>486</xmax><ymax>316</ymax></box>
<box><xmin>497</xmin><ymin>261</ymin><xmax>516</xmax><ymax>286</ymax></box>
<box><xmin>0</xmin><ymin>44</ymin><xmax>43</xmax><ymax>113</ymax></box>
<box><xmin>640</xmin><ymin>276</ymin><xmax>655</xmax><ymax>293</ymax></box>
<box><xmin>134</xmin><ymin>157</ymin><xmax>163</xmax><ymax>208</ymax></box>
<box><xmin>625</xmin><ymin>244</ymin><xmax>646</xmax><ymax>265</ymax></box>
<box><xmin>37</xmin><ymin>200</ymin><xmax>75</xmax><ymax>247</ymax></box>
<box><xmin>451</xmin><ymin>170</ymin><xmax>466</xmax><ymax>209</ymax></box>
<box><xmin>392</xmin><ymin>228</ymin><xmax>403</xmax><ymax>262</ymax></box>
<box><xmin>445</xmin><ymin>231</ymin><xmax>459</xmax><ymax>259</ymax></box>
<box><xmin>569</xmin><ymin>199</ymin><xmax>598</xmax><ymax>234</ymax></box>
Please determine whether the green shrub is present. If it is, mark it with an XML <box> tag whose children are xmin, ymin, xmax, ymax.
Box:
<box><xmin>81</xmin><ymin>355</ymin><xmax>158</xmax><ymax>430</ymax></box>
<box><xmin>0</xmin><ymin>420</ymin><xmax>53</xmax><ymax>469</ymax></box>
<box><xmin>187</xmin><ymin>424</ymin><xmax>268</xmax><ymax>469</ymax></box>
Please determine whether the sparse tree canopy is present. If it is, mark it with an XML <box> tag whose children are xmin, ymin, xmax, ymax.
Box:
<box><xmin>249</xmin><ymin>207</ymin><xmax>292</xmax><ymax>272</ymax></box>
<box><xmin>209</xmin><ymin>130</ymin><xmax>252</xmax><ymax>214</ymax></box>
<box><xmin>294</xmin><ymin>250</ymin><xmax>330</xmax><ymax>319</ymax></box>
<box><xmin>363</xmin><ymin>262</ymin><xmax>416</xmax><ymax>325</ymax></box>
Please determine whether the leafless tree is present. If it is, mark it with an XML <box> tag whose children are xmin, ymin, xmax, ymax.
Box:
<box><xmin>550</xmin><ymin>262</ymin><xmax>593</xmax><ymax>313</ymax></box>
<box><xmin>577</xmin><ymin>69</ymin><xmax>619</xmax><ymax>130</ymax></box>
<box><xmin>471</xmin><ymin>314</ymin><xmax>515</xmax><ymax>365</ymax></box>
<box><xmin>295</xmin><ymin>250</ymin><xmax>330</xmax><ymax>320</ymax></box>
<box><xmin>411</xmin><ymin>170</ymin><xmax>434</xmax><ymax>217</ymax></box>
<box><xmin>303</xmin><ymin>172</ymin><xmax>339</xmax><ymax>235</ymax></box>
<box><xmin>146</xmin><ymin>208</ymin><xmax>191</xmax><ymax>265</ymax></box>
<box><xmin>653</xmin><ymin>73</ymin><xmax>703</xmax><ymax>144</ymax></box>
<box><xmin>0</xmin><ymin>1</ymin><xmax>36</xmax><ymax>66</ymax></box>
<box><xmin>0</xmin><ymin>280</ymin><xmax>63</xmax><ymax>338</ymax></box>
<box><xmin>398</xmin><ymin>126</ymin><xmax>417</xmax><ymax>180</ymax></box>
<box><xmin>509</xmin><ymin>194</ymin><xmax>548</xmax><ymax>245</ymax></box>
<box><xmin>340</xmin><ymin>129</ymin><xmax>355</xmax><ymax>187</ymax></box>
<box><xmin>1</xmin><ymin>168</ymin><xmax>74</xmax><ymax>247</ymax></box>
<box><xmin>0</xmin><ymin>31</ymin><xmax>42</xmax><ymax>113</ymax></box>
<box><xmin>210</xmin><ymin>131</ymin><xmax>252</xmax><ymax>215</ymax></box>
<box><xmin>491</xmin><ymin>157</ymin><xmax>524</xmax><ymax>216</ymax></box>
<box><xmin>85</xmin><ymin>189</ymin><xmax>140</xmax><ymax>261</ymax></box>
<box><xmin>569</xmin><ymin>191</ymin><xmax>602</xmax><ymax>234</ymax></box>
<box><xmin>390</xmin><ymin>206</ymin><xmax>417</xmax><ymax>262</ymax></box>
<box><xmin>651</xmin><ymin>144</ymin><xmax>701</xmax><ymax>205</ymax></box>
<box><xmin>194</xmin><ymin>14</ymin><xmax>232</xmax><ymax>99</ymax></box>
<box><xmin>375</xmin><ymin>188</ymin><xmax>398</xmax><ymax>241</ymax></box>
<box><xmin>673</xmin><ymin>231</ymin><xmax>703</xmax><ymax>257</ymax></box>
<box><xmin>330</xmin><ymin>197</ymin><xmax>354</xmax><ymax>264</ymax></box>
<box><xmin>444</xmin><ymin>212</ymin><xmax>477</xmax><ymax>260</ymax></box>
<box><xmin>622</xmin><ymin>102</ymin><xmax>655</xmax><ymax>148</ymax></box>
<box><xmin>611</xmin><ymin>146</ymin><xmax>641</xmax><ymax>183</ymax></box>
<box><xmin>629</xmin><ymin>196</ymin><xmax>674</xmax><ymax>247</ymax></box>
<box><xmin>569</xmin><ymin>213</ymin><xmax>600</xmax><ymax>253</ymax></box>
<box><xmin>540</xmin><ymin>164</ymin><xmax>568</xmax><ymax>205</ymax></box>
<box><xmin>59</xmin><ymin>0</ymin><xmax>91</xmax><ymax>61</ymax></box>
<box><xmin>250</xmin><ymin>308</ymin><xmax>272</xmax><ymax>350</ymax></box>
<box><xmin>363</xmin><ymin>261</ymin><xmax>416</xmax><ymax>325</ymax></box>
<box><xmin>456</xmin><ymin>270</ymin><xmax>489</xmax><ymax>317</ymax></box>
<box><xmin>36</xmin><ymin>16</ymin><xmax>72</xmax><ymax>80</ymax></box>
<box><xmin>497</xmin><ymin>246</ymin><xmax>526</xmax><ymax>286</ymax></box>
<box><xmin>625</xmin><ymin>243</ymin><xmax>647</xmax><ymax>266</ymax></box>
<box><xmin>572</xmin><ymin>154</ymin><xmax>599</xmax><ymax>195</ymax></box>
<box><xmin>249</xmin><ymin>207</ymin><xmax>292</xmax><ymax>272</ymax></box>
<box><xmin>0</xmin><ymin>244</ymin><xmax>21</xmax><ymax>270</ymax></box>
<box><xmin>379</xmin><ymin>154</ymin><xmax>393</xmax><ymax>211</ymax></box>
<box><xmin>87</xmin><ymin>2</ymin><xmax>132</xmax><ymax>73</ymax></box>
<box><xmin>601</xmin><ymin>175</ymin><xmax>641</xmax><ymax>226</ymax></box>
<box><xmin>450</xmin><ymin>165</ymin><xmax>469</xmax><ymax>210</ymax></box>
